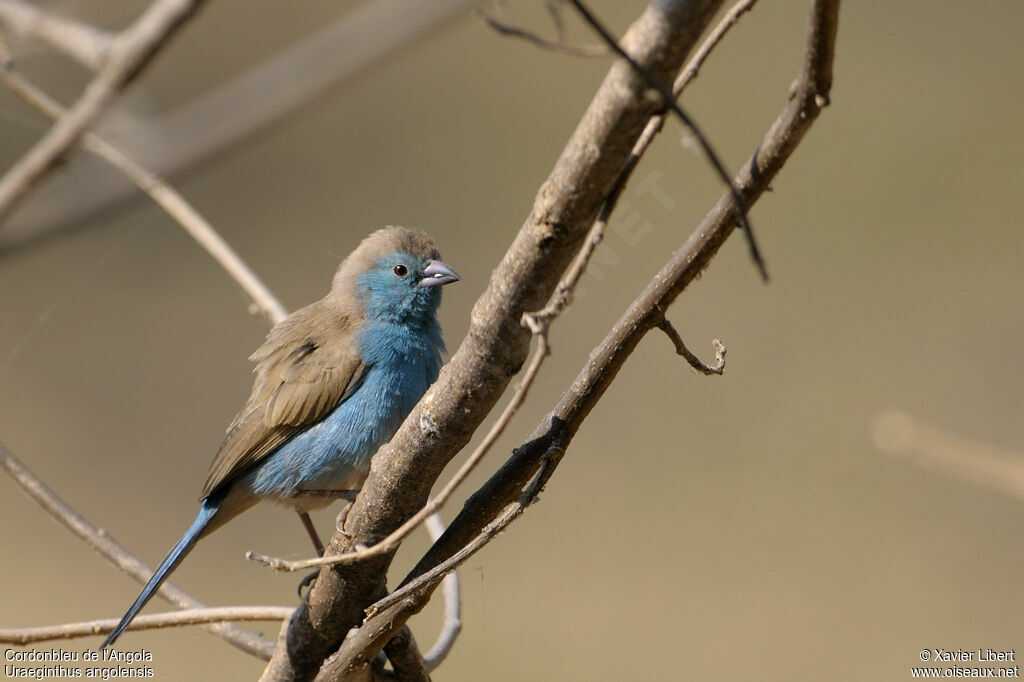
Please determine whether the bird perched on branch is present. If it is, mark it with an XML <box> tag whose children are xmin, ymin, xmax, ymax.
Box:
<box><xmin>101</xmin><ymin>227</ymin><xmax>460</xmax><ymax>647</ymax></box>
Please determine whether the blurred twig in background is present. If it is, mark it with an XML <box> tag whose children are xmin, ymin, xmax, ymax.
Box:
<box><xmin>0</xmin><ymin>0</ymin><xmax>476</xmax><ymax>251</ymax></box>
<box><xmin>0</xmin><ymin>0</ymin><xmax>205</xmax><ymax>225</ymax></box>
<box><xmin>874</xmin><ymin>411</ymin><xmax>1024</xmax><ymax>500</ymax></box>
<box><xmin>0</xmin><ymin>440</ymin><xmax>277</xmax><ymax>658</ymax></box>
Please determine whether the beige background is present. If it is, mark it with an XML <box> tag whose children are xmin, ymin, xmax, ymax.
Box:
<box><xmin>2</xmin><ymin>1</ymin><xmax>1022</xmax><ymax>679</ymax></box>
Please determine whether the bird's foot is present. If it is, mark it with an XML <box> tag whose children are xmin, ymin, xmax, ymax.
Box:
<box><xmin>335</xmin><ymin>502</ymin><xmax>354</xmax><ymax>539</ymax></box>
<box><xmin>297</xmin><ymin>569</ymin><xmax>320</xmax><ymax>601</ymax></box>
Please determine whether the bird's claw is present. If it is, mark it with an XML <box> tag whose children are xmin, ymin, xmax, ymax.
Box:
<box><xmin>297</xmin><ymin>570</ymin><xmax>320</xmax><ymax>601</ymax></box>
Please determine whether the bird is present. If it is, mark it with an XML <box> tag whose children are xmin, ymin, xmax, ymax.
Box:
<box><xmin>100</xmin><ymin>226</ymin><xmax>460</xmax><ymax>648</ymax></box>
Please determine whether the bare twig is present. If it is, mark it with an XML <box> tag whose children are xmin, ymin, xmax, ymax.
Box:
<box><xmin>421</xmin><ymin>514</ymin><xmax>460</xmax><ymax>671</ymax></box>
<box><xmin>675</xmin><ymin>0</ymin><xmax>759</xmax><ymax>92</ymax></box>
<box><xmin>873</xmin><ymin>411</ymin><xmax>1024</xmax><ymax>500</ymax></box>
<box><xmin>473</xmin><ymin>8</ymin><xmax>608</xmax><ymax>57</ymax></box>
<box><xmin>0</xmin><ymin>607</ymin><xmax>294</xmax><ymax>645</ymax></box>
<box><xmin>0</xmin><ymin>0</ymin><xmax>205</xmax><ymax>226</ymax></box>
<box><xmin>524</xmin><ymin>178</ymin><xmax>621</xmax><ymax>330</ymax></box>
<box><xmin>0</xmin><ymin>63</ymin><xmax>288</xmax><ymax>324</ymax></box>
<box><xmin>0</xmin><ymin>0</ymin><xmax>113</xmax><ymax>70</ymax></box>
<box><xmin>568</xmin><ymin>0</ymin><xmax>768</xmax><ymax>282</ymax></box>
<box><xmin>0</xmin><ymin>440</ymin><xmax>275</xmax><ymax>658</ymax></box>
<box><xmin>657</xmin><ymin>318</ymin><xmax>726</xmax><ymax>375</ymax></box>
<box><xmin>0</xmin><ymin>0</ymin><xmax>476</xmax><ymax>251</ymax></box>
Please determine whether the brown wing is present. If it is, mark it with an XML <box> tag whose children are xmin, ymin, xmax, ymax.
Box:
<box><xmin>200</xmin><ymin>302</ymin><xmax>365</xmax><ymax>499</ymax></box>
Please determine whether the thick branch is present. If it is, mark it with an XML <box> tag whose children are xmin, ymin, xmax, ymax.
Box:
<box><xmin>394</xmin><ymin>0</ymin><xmax>839</xmax><ymax>653</ymax></box>
<box><xmin>260</xmin><ymin>2</ymin><xmax>724</xmax><ymax>680</ymax></box>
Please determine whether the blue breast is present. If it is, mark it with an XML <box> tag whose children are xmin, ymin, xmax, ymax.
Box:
<box><xmin>240</xmin><ymin>319</ymin><xmax>443</xmax><ymax>499</ymax></box>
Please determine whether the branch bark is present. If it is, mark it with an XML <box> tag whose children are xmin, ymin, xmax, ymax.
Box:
<box><xmin>260</xmin><ymin>1</ymin><xmax>725</xmax><ymax>680</ymax></box>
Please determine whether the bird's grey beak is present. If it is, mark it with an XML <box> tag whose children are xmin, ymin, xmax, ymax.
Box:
<box><xmin>419</xmin><ymin>259</ymin><xmax>461</xmax><ymax>287</ymax></box>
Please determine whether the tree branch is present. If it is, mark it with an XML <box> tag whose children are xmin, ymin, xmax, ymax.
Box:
<box><xmin>318</xmin><ymin>442</ymin><xmax>565</xmax><ymax>680</ymax></box>
<box><xmin>873</xmin><ymin>411</ymin><xmax>1024</xmax><ymax>500</ymax></box>
<box><xmin>568</xmin><ymin>0</ymin><xmax>768</xmax><ymax>281</ymax></box>
<box><xmin>380</xmin><ymin>0</ymin><xmax>839</xmax><ymax>664</ymax></box>
<box><xmin>0</xmin><ymin>440</ymin><xmax>276</xmax><ymax>658</ymax></box>
<box><xmin>0</xmin><ymin>0</ymin><xmax>205</xmax><ymax>226</ymax></box>
<box><xmin>0</xmin><ymin>0</ymin><xmax>113</xmax><ymax>70</ymax></box>
<box><xmin>657</xmin><ymin>318</ymin><xmax>726</xmax><ymax>375</ymax></box>
<box><xmin>0</xmin><ymin>0</ymin><xmax>476</xmax><ymax>251</ymax></box>
<box><xmin>259</xmin><ymin>1</ymin><xmax>727</xmax><ymax>679</ymax></box>
<box><xmin>0</xmin><ymin>62</ymin><xmax>288</xmax><ymax>325</ymax></box>
<box><xmin>472</xmin><ymin>8</ymin><xmax>609</xmax><ymax>57</ymax></box>
<box><xmin>0</xmin><ymin>607</ymin><xmax>294</xmax><ymax>645</ymax></box>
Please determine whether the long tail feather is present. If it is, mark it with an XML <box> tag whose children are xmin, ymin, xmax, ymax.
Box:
<box><xmin>100</xmin><ymin>498</ymin><xmax>219</xmax><ymax>648</ymax></box>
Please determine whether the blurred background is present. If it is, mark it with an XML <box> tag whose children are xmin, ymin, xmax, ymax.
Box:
<box><xmin>1</xmin><ymin>0</ymin><xmax>1022</xmax><ymax>679</ymax></box>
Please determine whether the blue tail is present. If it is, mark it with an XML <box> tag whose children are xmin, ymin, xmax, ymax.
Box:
<box><xmin>100</xmin><ymin>497</ymin><xmax>220</xmax><ymax>648</ymax></box>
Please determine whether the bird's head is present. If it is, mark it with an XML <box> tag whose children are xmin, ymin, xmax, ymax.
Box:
<box><xmin>332</xmin><ymin>226</ymin><xmax>460</xmax><ymax>325</ymax></box>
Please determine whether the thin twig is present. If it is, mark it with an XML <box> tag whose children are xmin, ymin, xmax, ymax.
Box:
<box><xmin>675</xmin><ymin>0</ymin><xmax>759</xmax><ymax>93</ymax></box>
<box><xmin>657</xmin><ymin>318</ymin><xmax>726</xmax><ymax>375</ymax></box>
<box><xmin>0</xmin><ymin>0</ymin><xmax>113</xmax><ymax>70</ymax></box>
<box><xmin>598</xmin><ymin>0</ymin><xmax>762</xmax><ymax>219</ymax></box>
<box><xmin>0</xmin><ymin>607</ymin><xmax>294</xmax><ymax>645</ymax></box>
<box><xmin>0</xmin><ymin>440</ymin><xmax>275</xmax><ymax>658</ymax></box>
<box><xmin>568</xmin><ymin>0</ymin><xmax>768</xmax><ymax>282</ymax></box>
<box><xmin>524</xmin><ymin>176</ymin><xmax>622</xmax><ymax>330</ymax></box>
<box><xmin>422</xmin><ymin>514</ymin><xmax>460</xmax><ymax>671</ymax></box>
<box><xmin>873</xmin><ymin>411</ymin><xmax>1024</xmax><ymax>500</ymax></box>
<box><xmin>473</xmin><ymin>8</ymin><xmax>608</xmax><ymax>57</ymax></box>
<box><xmin>0</xmin><ymin>63</ymin><xmax>288</xmax><ymax>324</ymax></box>
<box><xmin>0</xmin><ymin>0</ymin><xmax>205</xmax><ymax>225</ymax></box>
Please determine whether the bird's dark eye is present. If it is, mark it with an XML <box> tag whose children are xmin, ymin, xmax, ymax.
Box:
<box><xmin>392</xmin><ymin>264</ymin><xmax>409</xmax><ymax>277</ymax></box>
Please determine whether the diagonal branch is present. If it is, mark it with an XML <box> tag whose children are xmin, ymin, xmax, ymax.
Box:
<box><xmin>568</xmin><ymin>0</ymin><xmax>768</xmax><ymax>281</ymax></box>
<box><xmin>0</xmin><ymin>0</ymin><xmax>206</xmax><ymax>225</ymax></box>
<box><xmin>380</xmin><ymin>0</ymin><xmax>839</xmax><ymax>665</ymax></box>
<box><xmin>472</xmin><ymin>8</ymin><xmax>609</xmax><ymax>57</ymax></box>
<box><xmin>0</xmin><ymin>440</ymin><xmax>276</xmax><ymax>659</ymax></box>
<box><xmin>260</xmin><ymin>2</ymin><xmax>728</xmax><ymax>679</ymax></box>
<box><xmin>0</xmin><ymin>63</ymin><xmax>288</xmax><ymax>325</ymax></box>
<box><xmin>320</xmin><ymin>441</ymin><xmax>566</xmax><ymax>679</ymax></box>
<box><xmin>0</xmin><ymin>0</ymin><xmax>114</xmax><ymax>70</ymax></box>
